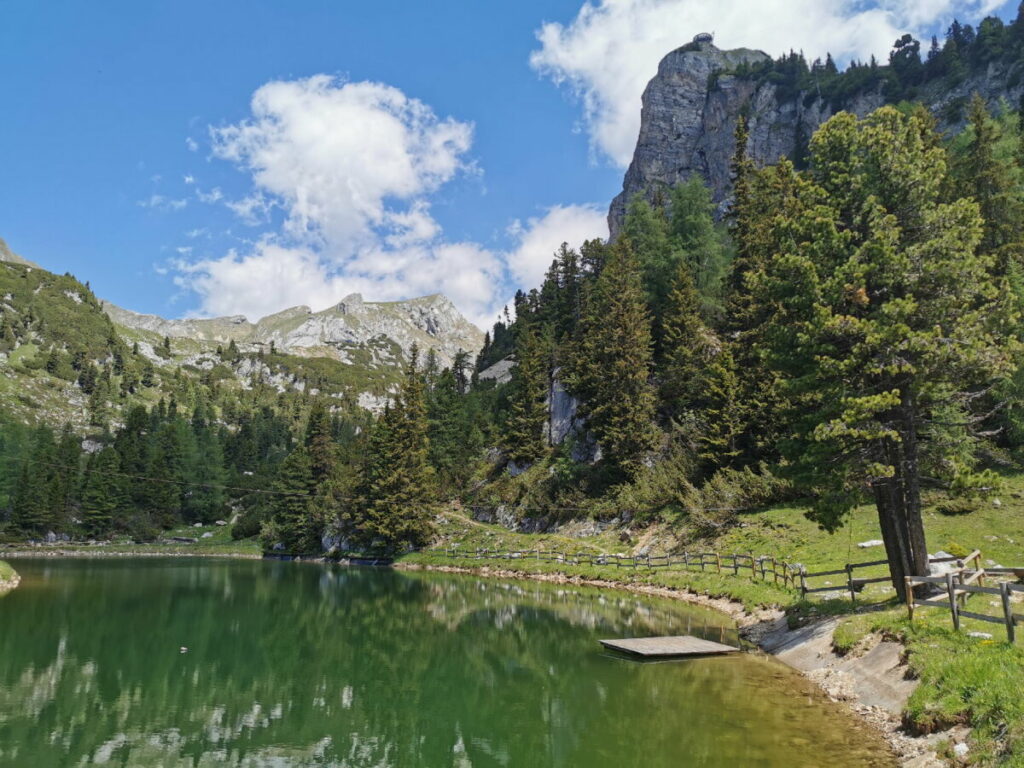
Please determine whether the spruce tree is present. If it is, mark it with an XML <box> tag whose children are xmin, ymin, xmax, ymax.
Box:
<box><xmin>570</xmin><ymin>240</ymin><xmax>659</xmax><ymax>481</ymax></box>
<box><xmin>80</xmin><ymin>447</ymin><xmax>126</xmax><ymax>537</ymax></box>
<box><xmin>504</xmin><ymin>323</ymin><xmax>549</xmax><ymax>465</ymax></box>
<box><xmin>354</xmin><ymin>349</ymin><xmax>436</xmax><ymax>552</ymax></box>
<box><xmin>263</xmin><ymin>446</ymin><xmax>316</xmax><ymax>553</ymax></box>
<box><xmin>11</xmin><ymin>426</ymin><xmax>60</xmax><ymax>535</ymax></box>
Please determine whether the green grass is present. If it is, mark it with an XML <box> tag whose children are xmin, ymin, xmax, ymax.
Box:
<box><xmin>0</xmin><ymin>560</ymin><xmax>16</xmax><ymax>582</ymax></box>
<box><xmin>830</xmin><ymin>607</ymin><xmax>1024</xmax><ymax>766</ymax></box>
<box><xmin>0</xmin><ymin>524</ymin><xmax>260</xmax><ymax>558</ymax></box>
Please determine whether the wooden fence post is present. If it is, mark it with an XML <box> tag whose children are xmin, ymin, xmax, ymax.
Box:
<box><xmin>749</xmin><ymin>552</ymin><xmax>757</xmax><ymax>578</ymax></box>
<box><xmin>733</xmin><ymin>555</ymin><xmax>740</xmax><ymax>577</ymax></box>
<box><xmin>946</xmin><ymin>572</ymin><xmax>960</xmax><ymax>631</ymax></box>
<box><xmin>905</xmin><ymin>577</ymin><xmax>914</xmax><ymax>621</ymax></box>
<box><xmin>1001</xmin><ymin>581</ymin><xmax>1016</xmax><ymax>644</ymax></box>
<box><xmin>846</xmin><ymin>563</ymin><xmax>856</xmax><ymax>603</ymax></box>
<box><xmin>799</xmin><ymin>566</ymin><xmax>808</xmax><ymax>597</ymax></box>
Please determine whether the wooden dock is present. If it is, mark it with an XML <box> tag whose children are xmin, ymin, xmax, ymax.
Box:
<box><xmin>599</xmin><ymin>635</ymin><xmax>739</xmax><ymax>658</ymax></box>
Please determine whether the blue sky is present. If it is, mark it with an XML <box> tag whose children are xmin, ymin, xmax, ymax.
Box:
<box><xmin>1</xmin><ymin>0</ymin><xmax>1018</xmax><ymax>326</ymax></box>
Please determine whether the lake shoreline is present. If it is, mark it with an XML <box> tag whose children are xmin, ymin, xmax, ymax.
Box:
<box><xmin>397</xmin><ymin>560</ymin><xmax>947</xmax><ymax>768</ymax></box>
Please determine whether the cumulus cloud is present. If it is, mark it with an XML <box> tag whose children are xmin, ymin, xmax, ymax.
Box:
<box><xmin>209</xmin><ymin>75</ymin><xmax>474</xmax><ymax>250</ymax></box>
<box><xmin>531</xmin><ymin>0</ymin><xmax>1005</xmax><ymax>166</ymax></box>
<box><xmin>506</xmin><ymin>204</ymin><xmax>607</xmax><ymax>287</ymax></box>
<box><xmin>174</xmin><ymin>75</ymin><xmax>600</xmax><ymax>329</ymax></box>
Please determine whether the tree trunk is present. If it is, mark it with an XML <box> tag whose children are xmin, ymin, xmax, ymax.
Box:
<box><xmin>898</xmin><ymin>389</ymin><xmax>930</xmax><ymax>580</ymax></box>
<box><xmin>872</xmin><ymin>477</ymin><xmax>909</xmax><ymax>601</ymax></box>
<box><xmin>873</xmin><ymin>436</ymin><xmax>923</xmax><ymax>601</ymax></box>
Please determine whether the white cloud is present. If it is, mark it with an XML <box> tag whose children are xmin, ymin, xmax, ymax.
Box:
<box><xmin>531</xmin><ymin>0</ymin><xmax>1006</xmax><ymax>166</ymax></box>
<box><xmin>195</xmin><ymin>186</ymin><xmax>224</xmax><ymax>204</ymax></box>
<box><xmin>138</xmin><ymin>194</ymin><xmax>187</xmax><ymax>211</ymax></box>
<box><xmin>174</xmin><ymin>75</ymin><xmax>608</xmax><ymax>329</ymax></box>
<box><xmin>209</xmin><ymin>75</ymin><xmax>473</xmax><ymax>250</ymax></box>
<box><xmin>185</xmin><ymin>137</ymin><xmax>199</xmax><ymax>152</ymax></box>
<box><xmin>183</xmin><ymin>174</ymin><xmax>195</xmax><ymax>185</ymax></box>
<box><xmin>506</xmin><ymin>204</ymin><xmax>606</xmax><ymax>287</ymax></box>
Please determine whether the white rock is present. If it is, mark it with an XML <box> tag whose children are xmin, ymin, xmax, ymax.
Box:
<box><xmin>953</xmin><ymin>742</ymin><xmax>969</xmax><ymax>758</ymax></box>
<box><xmin>201</xmin><ymin>532</ymin><xmax>214</xmax><ymax>539</ymax></box>
<box><xmin>967</xmin><ymin>632</ymin><xmax>992</xmax><ymax>640</ymax></box>
<box><xmin>857</xmin><ymin>539</ymin><xmax>884</xmax><ymax>548</ymax></box>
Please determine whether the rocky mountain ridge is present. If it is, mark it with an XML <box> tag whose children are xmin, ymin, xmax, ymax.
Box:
<box><xmin>609</xmin><ymin>38</ymin><xmax>1024</xmax><ymax>236</ymax></box>
<box><xmin>102</xmin><ymin>292</ymin><xmax>483</xmax><ymax>370</ymax></box>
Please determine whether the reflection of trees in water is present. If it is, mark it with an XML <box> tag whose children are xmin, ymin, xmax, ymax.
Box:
<box><xmin>0</xmin><ymin>561</ymin><xmax>891</xmax><ymax>767</ymax></box>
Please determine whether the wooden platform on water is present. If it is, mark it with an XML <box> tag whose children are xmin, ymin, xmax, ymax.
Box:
<box><xmin>599</xmin><ymin>635</ymin><xmax>739</xmax><ymax>658</ymax></box>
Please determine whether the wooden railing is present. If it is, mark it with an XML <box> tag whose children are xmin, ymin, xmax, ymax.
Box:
<box><xmin>441</xmin><ymin>545</ymin><xmax>1023</xmax><ymax>642</ymax></box>
<box><xmin>801</xmin><ymin>550</ymin><xmax>983</xmax><ymax>603</ymax></box>
<box><xmin>905</xmin><ymin>554</ymin><xmax>1024</xmax><ymax>643</ymax></box>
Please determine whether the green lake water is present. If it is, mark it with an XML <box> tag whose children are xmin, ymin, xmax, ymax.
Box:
<box><xmin>0</xmin><ymin>558</ymin><xmax>894</xmax><ymax>767</ymax></box>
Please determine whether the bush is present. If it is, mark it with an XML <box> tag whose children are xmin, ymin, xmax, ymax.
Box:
<box><xmin>231</xmin><ymin>509</ymin><xmax>264</xmax><ymax>540</ymax></box>
<box><xmin>935</xmin><ymin>497</ymin><xmax>976</xmax><ymax>516</ymax></box>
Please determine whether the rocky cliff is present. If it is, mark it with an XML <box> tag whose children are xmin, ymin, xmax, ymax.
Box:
<box><xmin>609</xmin><ymin>39</ymin><xmax>1024</xmax><ymax>236</ymax></box>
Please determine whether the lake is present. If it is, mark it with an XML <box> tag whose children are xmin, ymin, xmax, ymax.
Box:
<box><xmin>0</xmin><ymin>558</ymin><xmax>893</xmax><ymax>766</ymax></box>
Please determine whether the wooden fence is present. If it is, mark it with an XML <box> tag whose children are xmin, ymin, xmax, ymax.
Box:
<box><xmin>801</xmin><ymin>550</ymin><xmax>983</xmax><ymax>603</ymax></box>
<box><xmin>906</xmin><ymin>558</ymin><xmax>1024</xmax><ymax>643</ymax></box>
<box><xmin>443</xmin><ymin>545</ymin><xmax>1023</xmax><ymax>642</ymax></box>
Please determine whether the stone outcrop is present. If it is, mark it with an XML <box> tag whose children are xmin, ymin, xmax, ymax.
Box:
<box><xmin>609</xmin><ymin>39</ymin><xmax>1024</xmax><ymax>237</ymax></box>
<box><xmin>103</xmin><ymin>292</ymin><xmax>483</xmax><ymax>369</ymax></box>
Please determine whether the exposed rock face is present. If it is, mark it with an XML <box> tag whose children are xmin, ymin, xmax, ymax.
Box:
<box><xmin>609</xmin><ymin>40</ymin><xmax>1024</xmax><ymax>237</ymax></box>
<box><xmin>103</xmin><ymin>292</ymin><xmax>483</xmax><ymax>369</ymax></box>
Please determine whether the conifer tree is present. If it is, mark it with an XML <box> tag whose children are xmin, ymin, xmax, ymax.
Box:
<box><xmin>354</xmin><ymin>349</ymin><xmax>436</xmax><ymax>552</ymax></box>
<box><xmin>668</xmin><ymin>176</ymin><xmax>729</xmax><ymax>318</ymax></box>
<box><xmin>504</xmin><ymin>324</ymin><xmax>550</xmax><ymax>465</ymax></box>
<box><xmin>570</xmin><ymin>240</ymin><xmax>659</xmax><ymax>481</ymax></box>
<box><xmin>621</xmin><ymin>196</ymin><xmax>679</xmax><ymax>321</ymax></box>
<box><xmin>957</xmin><ymin>92</ymin><xmax>1023</xmax><ymax>253</ymax></box>
<box><xmin>754</xmin><ymin>106</ymin><xmax>1017</xmax><ymax>598</ymax></box>
<box><xmin>11</xmin><ymin>426</ymin><xmax>60</xmax><ymax>535</ymax></box>
<box><xmin>80</xmin><ymin>447</ymin><xmax>126</xmax><ymax>536</ymax></box>
<box><xmin>263</xmin><ymin>445</ymin><xmax>316</xmax><ymax>553</ymax></box>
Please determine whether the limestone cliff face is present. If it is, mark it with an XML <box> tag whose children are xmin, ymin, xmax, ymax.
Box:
<box><xmin>103</xmin><ymin>293</ymin><xmax>483</xmax><ymax>369</ymax></box>
<box><xmin>609</xmin><ymin>40</ymin><xmax>1024</xmax><ymax>237</ymax></box>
